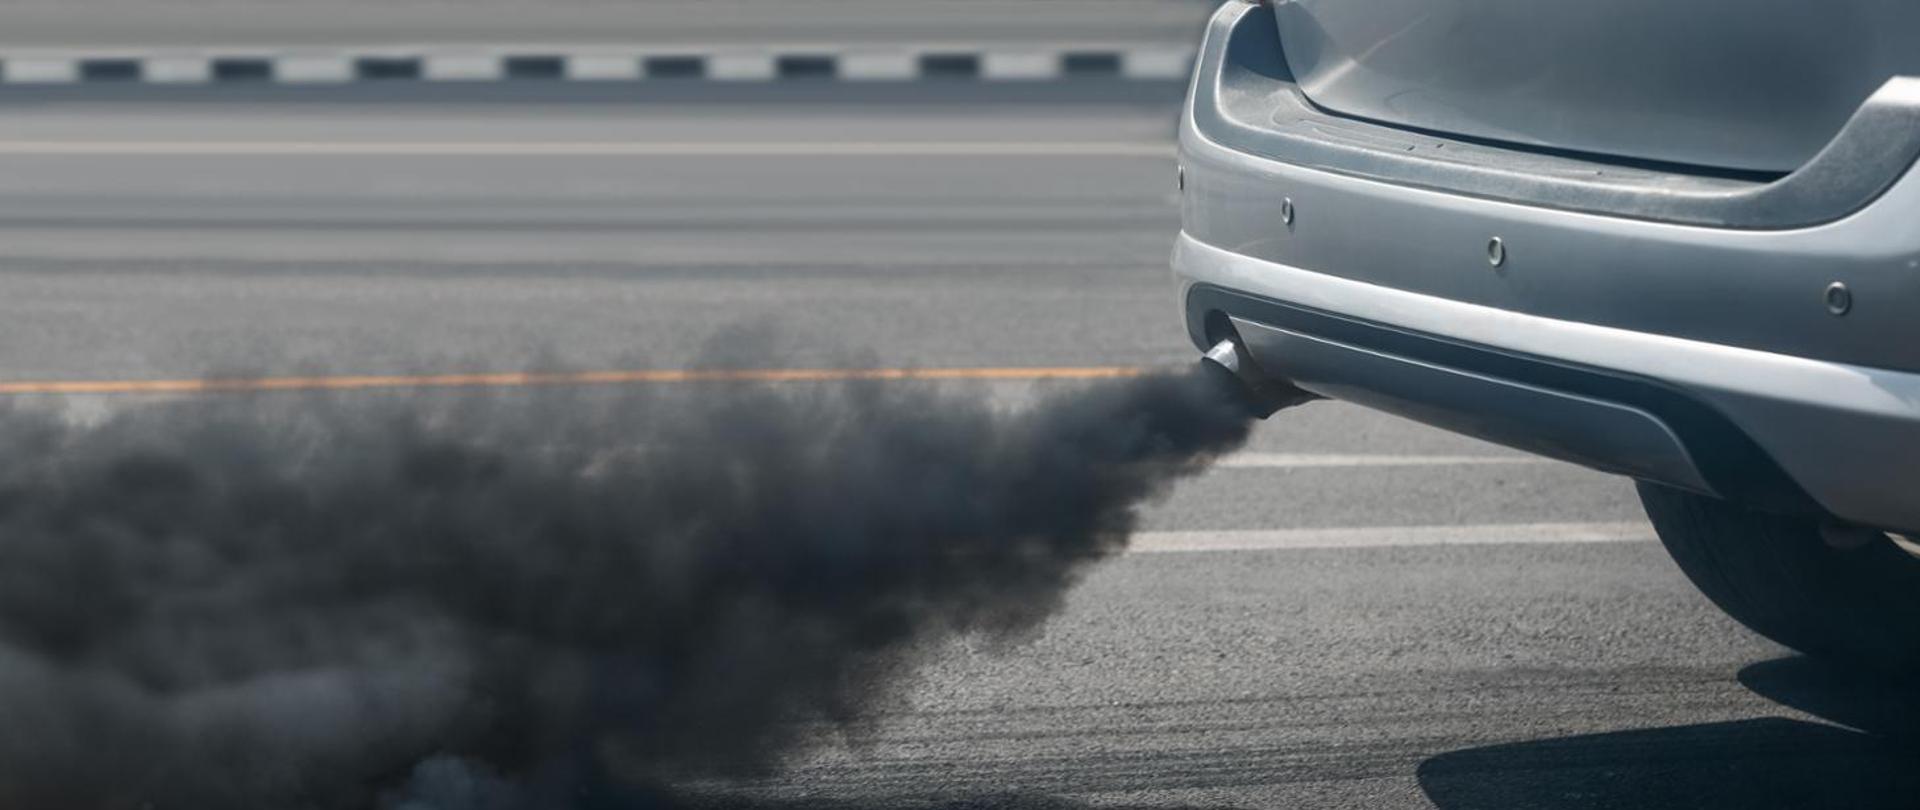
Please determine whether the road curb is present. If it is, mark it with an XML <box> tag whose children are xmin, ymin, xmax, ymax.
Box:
<box><xmin>0</xmin><ymin>44</ymin><xmax>1195</xmax><ymax>85</ymax></box>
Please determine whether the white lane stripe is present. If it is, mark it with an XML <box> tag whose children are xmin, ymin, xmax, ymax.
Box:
<box><xmin>5</xmin><ymin>58</ymin><xmax>79</xmax><ymax>83</ymax></box>
<box><xmin>144</xmin><ymin>56</ymin><xmax>212</xmax><ymax>83</ymax></box>
<box><xmin>840</xmin><ymin>52</ymin><xmax>918</xmax><ymax>81</ymax></box>
<box><xmin>983</xmin><ymin>52</ymin><xmax>1060</xmax><ymax>80</ymax></box>
<box><xmin>708</xmin><ymin>53</ymin><xmax>776</xmax><ymax>81</ymax></box>
<box><xmin>275</xmin><ymin>55</ymin><xmax>354</xmax><ymax>83</ymax></box>
<box><xmin>423</xmin><ymin>54</ymin><xmax>505</xmax><ymax>82</ymax></box>
<box><xmin>0</xmin><ymin>141</ymin><xmax>1174</xmax><ymax>157</ymax></box>
<box><xmin>1129</xmin><ymin>521</ymin><xmax>1656</xmax><ymax>554</ymax></box>
<box><xmin>566</xmin><ymin>54</ymin><xmax>642</xmax><ymax>81</ymax></box>
<box><xmin>1217</xmin><ymin>453</ymin><xmax>1547</xmax><ymax>469</ymax></box>
<box><xmin>1123</xmin><ymin>48</ymin><xmax>1195</xmax><ymax>80</ymax></box>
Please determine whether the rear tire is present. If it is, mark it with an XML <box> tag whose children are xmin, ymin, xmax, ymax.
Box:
<box><xmin>1637</xmin><ymin>482</ymin><xmax>1920</xmax><ymax>673</ymax></box>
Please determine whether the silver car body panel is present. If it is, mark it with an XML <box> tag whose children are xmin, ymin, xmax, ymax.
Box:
<box><xmin>1176</xmin><ymin>235</ymin><xmax>1920</xmax><ymax>533</ymax></box>
<box><xmin>1186</xmin><ymin>1</ymin><xmax>1920</xmax><ymax>373</ymax></box>
<box><xmin>1274</xmin><ymin>0</ymin><xmax>1920</xmax><ymax>173</ymax></box>
<box><xmin>1177</xmin><ymin>2</ymin><xmax>1920</xmax><ymax>533</ymax></box>
<box><xmin>1195</xmin><ymin>2</ymin><xmax>1920</xmax><ymax>232</ymax></box>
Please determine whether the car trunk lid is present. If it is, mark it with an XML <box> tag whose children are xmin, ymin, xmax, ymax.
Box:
<box><xmin>1273</xmin><ymin>0</ymin><xmax>1920</xmax><ymax>174</ymax></box>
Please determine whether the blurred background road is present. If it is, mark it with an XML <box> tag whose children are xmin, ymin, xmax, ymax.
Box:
<box><xmin>0</xmin><ymin>6</ymin><xmax>1910</xmax><ymax>808</ymax></box>
<box><xmin>0</xmin><ymin>0</ymin><xmax>1217</xmax><ymax>48</ymax></box>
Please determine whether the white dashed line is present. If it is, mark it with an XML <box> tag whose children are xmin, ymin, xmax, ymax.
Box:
<box><xmin>1129</xmin><ymin>522</ymin><xmax>1656</xmax><ymax>554</ymax></box>
<box><xmin>1217</xmin><ymin>453</ymin><xmax>1548</xmax><ymax>469</ymax></box>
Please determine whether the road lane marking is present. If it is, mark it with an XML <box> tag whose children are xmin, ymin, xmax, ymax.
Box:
<box><xmin>1216</xmin><ymin>453</ymin><xmax>1545</xmax><ymax>469</ymax></box>
<box><xmin>1129</xmin><ymin>521</ymin><xmax>1655</xmax><ymax>554</ymax></box>
<box><xmin>0</xmin><ymin>47</ymin><xmax>1197</xmax><ymax>87</ymax></box>
<box><xmin>0</xmin><ymin>141</ymin><xmax>1175</xmax><ymax>157</ymax></box>
<box><xmin>0</xmin><ymin>366</ymin><xmax>1148</xmax><ymax>396</ymax></box>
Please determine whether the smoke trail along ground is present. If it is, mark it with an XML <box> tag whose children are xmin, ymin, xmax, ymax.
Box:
<box><xmin>0</xmin><ymin>361</ymin><xmax>1268</xmax><ymax>809</ymax></box>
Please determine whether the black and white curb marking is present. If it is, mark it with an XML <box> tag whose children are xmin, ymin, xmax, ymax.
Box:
<box><xmin>0</xmin><ymin>45</ymin><xmax>1194</xmax><ymax>84</ymax></box>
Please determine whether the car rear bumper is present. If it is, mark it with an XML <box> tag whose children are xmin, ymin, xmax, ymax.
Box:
<box><xmin>1177</xmin><ymin>236</ymin><xmax>1920</xmax><ymax>533</ymax></box>
<box><xmin>1177</xmin><ymin>5</ymin><xmax>1920</xmax><ymax>533</ymax></box>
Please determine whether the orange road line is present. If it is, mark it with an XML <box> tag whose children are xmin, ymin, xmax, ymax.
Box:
<box><xmin>0</xmin><ymin>366</ymin><xmax>1149</xmax><ymax>396</ymax></box>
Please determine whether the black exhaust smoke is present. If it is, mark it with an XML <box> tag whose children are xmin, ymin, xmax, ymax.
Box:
<box><xmin>0</xmin><ymin>357</ymin><xmax>1284</xmax><ymax>809</ymax></box>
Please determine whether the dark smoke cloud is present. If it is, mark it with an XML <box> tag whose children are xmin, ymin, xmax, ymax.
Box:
<box><xmin>0</xmin><ymin>361</ymin><xmax>1258</xmax><ymax>809</ymax></box>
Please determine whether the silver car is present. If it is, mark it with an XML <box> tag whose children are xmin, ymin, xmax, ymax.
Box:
<box><xmin>1178</xmin><ymin>0</ymin><xmax>1920</xmax><ymax>671</ymax></box>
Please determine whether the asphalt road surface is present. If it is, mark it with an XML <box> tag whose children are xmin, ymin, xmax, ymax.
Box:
<box><xmin>0</xmin><ymin>88</ymin><xmax>1912</xmax><ymax>808</ymax></box>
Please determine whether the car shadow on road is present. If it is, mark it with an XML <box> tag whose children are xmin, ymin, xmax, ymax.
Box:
<box><xmin>1415</xmin><ymin>655</ymin><xmax>1920</xmax><ymax>810</ymax></box>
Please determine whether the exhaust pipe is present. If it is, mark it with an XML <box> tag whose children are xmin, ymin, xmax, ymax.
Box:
<box><xmin>1199</xmin><ymin>337</ymin><xmax>1316</xmax><ymax>419</ymax></box>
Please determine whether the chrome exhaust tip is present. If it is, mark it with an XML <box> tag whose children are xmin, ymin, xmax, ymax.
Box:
<box><xmin>1199</xmin><ymin>337</ymin><xmax>1316</xmax><ymax>419</ymax></box>
<box><xmin>1203</xmin><ymin>338</ymin><xmax>1248</xmax><ymax>376</ymax></box>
